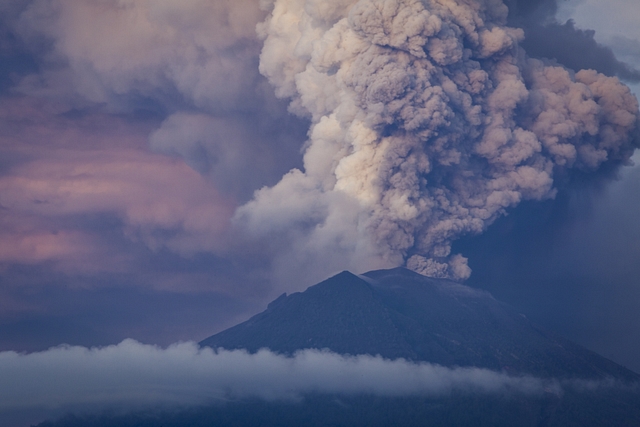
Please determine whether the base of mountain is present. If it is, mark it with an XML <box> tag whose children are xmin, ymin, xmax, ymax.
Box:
<box><xmin>36</xmin><ymin>388</ymin><xmax>640</xmax><ymax>427</ymax></box>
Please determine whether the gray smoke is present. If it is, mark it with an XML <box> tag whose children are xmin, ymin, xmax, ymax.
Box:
<box><xmin>236</xmin><ymin>0</ymin><xmax>639</xmax><ymax>283</ymax></box>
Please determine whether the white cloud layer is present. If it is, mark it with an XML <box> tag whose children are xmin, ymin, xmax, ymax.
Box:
<box><xmin>0</xmin><ymin>339</ymin><xmax>567</xmax><ymax>427</ymax></box>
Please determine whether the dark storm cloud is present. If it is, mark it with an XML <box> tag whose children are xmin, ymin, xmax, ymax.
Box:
<box><xmin>521</xmin><ymin>21</ymin><xmax>640</xmax><ymax>82</ymax></box>
<box><xmin>504</xmin><ymin>0</ymin><xmax>640</xmax><ymax>81</ymax></box>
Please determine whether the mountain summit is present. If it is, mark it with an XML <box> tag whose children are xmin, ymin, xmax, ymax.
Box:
<box><xmin>39</xmin><ymin>268</ymin><xmax>640</xmax><ymax>427</ymax></box>
<box><xmin>201</xmin><ymin>268</ymin><xmax>637</xmax><ymax>381</ymax></box>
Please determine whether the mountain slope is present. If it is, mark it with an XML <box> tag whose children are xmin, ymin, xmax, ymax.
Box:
<box><xmin>201</xmin><ymin>268</ymin><xmax>638</xmax><ymax>380</ymax></box>
<box><xmin>36</xmin><ymin>268</ymin><xmax>640</xmax><ymax>427</ymax></box>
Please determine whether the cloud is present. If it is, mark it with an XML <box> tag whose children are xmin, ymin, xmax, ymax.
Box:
<box><xmin>8</xmin><ymin>0</ymin><xmax>308</xmax><ymax>202</ymax></box>
<box><xmin>234</xmin><ymin>0</ymin><xmax>640</xmax><ymax>287</ymax></box>
<box><xmin>0</xmin><ymin>97</ymin><xmax>235</xmax><ymax>273</ymax></box>
<box><xmin>520</xmin><ymin>20</ymin><xmax>640</xmax><ymax>82</ymax></box>
<box><xmin>0</xmin><ymin>0</ymin><xmax>638</xmax><ymax>296</ymax></box>
<box><xmin>149</xmin><ymin>110</ymin><xmax>307</xmax><ymax>201</ymax></box>
<box><xmin>0</xmin><ymin>224</ymin><xmax>103</xmax><ymax>270</ymax></box>
<box><xmin>0</xmin><ymin>149</ymin><xmax>235</xmax><ymax>262</ymax></box>
<box><xmin>0</xmin><ymin>339</ymin><xmax>571</xmax><ymax>427</ymax></box>
<box><xmin>6</xmin><ymin>0</ymin><xmax>638</xmax><ymax>291</ymax></box>
<box><xmin>556</xmin><ymin>0</ymin><xmax>640</xmax><ymax>46</ymax></box>
<box><xmin>0</xmin><ymin>1</ymin><xmax>301</xmax><ymax>306</ymax></box>
<box><xmin>13</xmin><ymin>0</ymin><xmax>263</xmax><ymax>110</ymax></box>
<box><xmin>505</xmin><ymin>0</ymin><xmax>640</xmax><ymax>81</ymax></box>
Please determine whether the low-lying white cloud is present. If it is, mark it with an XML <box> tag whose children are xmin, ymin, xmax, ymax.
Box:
<box><xmin>0</xmin><ymin>339</ymin><xmax>568</xmax><ymax>426</ymax></box>
<box><xmin>3</xmin><ymin>339</ymin><xmax>632</xmax><ymax>427</ymax></box>
<box><xmin>1</xmin><ymin>339</ymin><xmax>557</xmax><ymax>405</ymax></box>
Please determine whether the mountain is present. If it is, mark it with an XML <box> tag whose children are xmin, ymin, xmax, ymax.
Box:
<box><xmin>201</xmin><ymin>267</ymin><xmax>638</xmax><ymax>381</ymax></box>
<box><xmin>38</xmin><ymin>268</ymin><xmax>640</xmax><ymax>427</ymax></box>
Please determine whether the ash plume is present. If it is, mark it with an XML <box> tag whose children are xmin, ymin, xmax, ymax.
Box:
<box><xmin>236</xmin><ymin>0</ymin><xmax>640</xmax><ymax>283</ymax></box>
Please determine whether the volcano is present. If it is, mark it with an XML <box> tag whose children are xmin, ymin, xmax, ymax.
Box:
<box><xmin>201</xmin><ymin>268</ymin><xmax>638</xmax><ymax>381</ymax></box>
<box><xmin>39</xmin><ymin>268</ymin><xmax>640</xmax><ymax>427</ymax></box>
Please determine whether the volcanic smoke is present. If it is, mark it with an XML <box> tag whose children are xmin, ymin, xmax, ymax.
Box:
<box><xmin>236</xmin><ymin>0</ymin><xmax>639</xmax><ymax>280</ymax></box>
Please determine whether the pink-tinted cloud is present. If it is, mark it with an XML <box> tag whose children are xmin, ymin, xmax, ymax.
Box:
<box><xmin>4</xmin><ymin>1</ymin><xmax>307</xmax><ymax>202</ymax></box>
<box><xmin>0</xmin><ymin>95</ymin><xmax>235</xmax><ymax>276</ymax></box>
<box><xmin>0</xmin><ymin>96</ymin><xmax>155</xmax><ymax>153</ymax></box>
<box><xmin>0</xmin><ymin>227</ymin><xmax>96</xmax><ymax>265</ymax></box>
<box><xmin>0</xmin><ymin>149</ymin><xmax>235</xmax><ymax>259</ymax></box>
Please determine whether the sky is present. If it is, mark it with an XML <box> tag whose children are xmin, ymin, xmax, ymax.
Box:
<box><xmin>1</xmin><ymin>0</ymin><xmax>640</xmax><ymax>423</ymax></box>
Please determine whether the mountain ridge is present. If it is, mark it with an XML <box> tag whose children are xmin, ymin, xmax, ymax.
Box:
<box><xmin>35</xmin><ymin>267</ymin><xmax>640</xmax><ymax>427</ymax></box>
<box><xmin>201</xmin><ymin>267</ymin><xmax>638</xmax><ymax>381</ymax></box>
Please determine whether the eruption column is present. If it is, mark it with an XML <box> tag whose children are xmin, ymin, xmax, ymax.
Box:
<box><xmin>237</xmin><ymin>0</ymin><xmax>639</xmax><ymax>280</ymax></box>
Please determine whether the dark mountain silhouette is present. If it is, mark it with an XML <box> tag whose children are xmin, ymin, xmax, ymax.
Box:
<box><xmin>37</xmin><ymin>268</ymin><xmax>640</xmax><ymax>427</ymax></box>
<box><xmin>201</xmin><ymin>268</ymin><xmax>638</xmax><ymax>381</ymax></box>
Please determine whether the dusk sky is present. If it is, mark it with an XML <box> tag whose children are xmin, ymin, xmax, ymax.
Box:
<box><xmin>1</xmin><ymin>0</ymin><xmax>640</xmax><ymax>424</ymax></box>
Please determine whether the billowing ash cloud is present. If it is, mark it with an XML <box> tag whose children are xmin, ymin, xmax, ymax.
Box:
<box><xmin>0</xmin><ymin>339</ymin><xmax>567</xmax><ymax>426</ymax></box>
<box><xmin>236</xmin><ymin>0</ymin><xmax>640</xmax><ymax>283</ymax></box>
